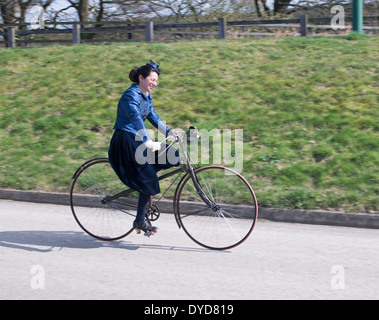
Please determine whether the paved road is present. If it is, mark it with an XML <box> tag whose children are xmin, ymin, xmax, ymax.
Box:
<box><xmin>1</xmin><ymin>199</ymin><xmax>378</xmax><ymax>300</ymax></box>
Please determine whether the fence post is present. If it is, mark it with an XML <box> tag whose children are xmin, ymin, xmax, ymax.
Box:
<box><xmin>353</xmin><ymin>0</ymin><xmax>363</xmax><ymax>34</ymax></box>
<box><xmin>128</xmin><ymin>23</ymin><xmax>133</xmax><ymax>40</ymax></box>
<box><xmin>145</xmin><ymin>21</ymin><xmax>154</xmax><ymax>42</ymax></box>
<box><xmin>7</xmin><ymin>27</ymin><xmax>16</xmax><ymax>48</ymax></box>
<box><xmin>218</xmin><ymin>18</ymin><xmax>226</xmax><ymax>39</ymax></box>
<box><xmin>300</xmin><ymin>15</ymin><xmax>308</xmax><ymax>36</ymax></box>
<box><xmin>72</xmin><ymin>24</ymin><xmax>81</xmax><ymax>44</ymax></box>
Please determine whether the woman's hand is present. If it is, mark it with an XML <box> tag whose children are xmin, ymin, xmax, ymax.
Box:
<box><xmin>167</xmin><ymin>129</ymin><xmax>180</xmax><ymax>142</ymax></box>
<box><xmin>144</xmin><ymin>140</ymin><xmax>162</xmax><ymax>152</ymax></box>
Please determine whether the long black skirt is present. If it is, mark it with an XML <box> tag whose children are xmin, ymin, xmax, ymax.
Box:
<box><xmin>108</xmin><ymin>129</ymin><xmax>180</xmax><ymax>196</ymax></box>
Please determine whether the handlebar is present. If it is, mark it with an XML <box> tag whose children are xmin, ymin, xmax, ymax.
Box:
<box><xmin>158</xmin><ymin>126</ymin><xmax>200</xmax><ymax>157</ymax></box>
<box><xmin>161</xmin><ymin>126</ymin><xmax>200</xmax><ymax>144</ymax></box>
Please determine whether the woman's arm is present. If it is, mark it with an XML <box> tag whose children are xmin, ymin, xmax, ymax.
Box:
<box><xmin>147</xmin><ymin>105</ymin><xmax>170</xmax><ymax>137</ymax></box>
<box><xmin>118</xmin><ymin>91</ymin><xmax>151</xmax><ymax>142</ymax></box>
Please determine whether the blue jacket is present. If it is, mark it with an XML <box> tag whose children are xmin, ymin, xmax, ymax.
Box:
<box><xmin>113</xmin><ymin>84</ymin><xmax>169</xmax><ymax>142</ymax></box>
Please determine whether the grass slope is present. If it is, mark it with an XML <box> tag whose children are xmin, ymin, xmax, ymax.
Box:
<box><xmin>0</xmin><ymin>36</ymin><xmax>378</xmax><ymax>213</ymax></box>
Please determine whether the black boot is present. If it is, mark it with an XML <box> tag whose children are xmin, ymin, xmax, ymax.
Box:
<box><xmin>133</xmin><ymin>219</ymin><xmax>158</xmax><ymax>237</ymax></box>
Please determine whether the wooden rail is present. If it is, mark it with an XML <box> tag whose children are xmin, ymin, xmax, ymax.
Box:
<box><xmin>1</xmin><ymin>16</ymin><xmax>378</xmax><ymax>48</ymax></box>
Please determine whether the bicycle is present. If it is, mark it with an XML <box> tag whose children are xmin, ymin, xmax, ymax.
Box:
<box><xmin>70</xmin><ymin>127</ymin><xmax>258</xmax><ymax>250</ymax></box>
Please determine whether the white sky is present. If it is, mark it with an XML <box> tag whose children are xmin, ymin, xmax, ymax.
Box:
<box><xmin>26</xmin><ymin>0</ymin><xmax>278</xmax><ymax>22</ymax></box>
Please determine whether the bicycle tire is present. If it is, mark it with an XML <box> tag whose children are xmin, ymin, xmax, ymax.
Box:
<box><xmin>175</xmin><ymin>166</ymin><xmax>258</xmax><ymax>250</ymax></box>
<box><xmin>70</xmin><ymin>158</ymin><xmax>137</xmax><ymax>241</ymax></box>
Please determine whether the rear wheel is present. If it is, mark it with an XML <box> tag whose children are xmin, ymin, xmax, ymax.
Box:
<box><xmin>70</xmin><ymin>158</ymin><xmax>137</xmax><ymax>241</ymax></box>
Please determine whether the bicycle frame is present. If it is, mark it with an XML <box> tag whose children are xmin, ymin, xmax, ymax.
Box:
<box><xmin>82</xmin><ymin>130</ymin><xmax>217</xmax><ymax>229</ymax></box>
<box><xmin>104</xmin><ymin>166</ymin><xmax>184</xmax><ymax>203</ymax></box>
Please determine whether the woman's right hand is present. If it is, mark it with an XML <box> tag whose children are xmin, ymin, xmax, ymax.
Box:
<box><xmin>144</xmin><ymin>140</ymin><xmax>162</xmax><ymax>152</ymax></box>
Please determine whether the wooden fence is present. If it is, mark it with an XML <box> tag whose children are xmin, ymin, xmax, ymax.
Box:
<box><xmin>1</xmin><ymin>16</ymin><xmax>378</xmax><ymax>48</ymax></box>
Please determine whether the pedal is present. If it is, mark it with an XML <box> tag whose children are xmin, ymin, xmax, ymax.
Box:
<box><xmin>144</xmin><ymin>228</ymin><xmax>158</xmax><ymax>237</ymax></box>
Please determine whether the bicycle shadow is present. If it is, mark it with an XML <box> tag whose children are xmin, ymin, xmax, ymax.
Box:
<box><xmin>0</xmin><ymin>230</ymin><xmax>221</xmax><ymax>253</ymax></box>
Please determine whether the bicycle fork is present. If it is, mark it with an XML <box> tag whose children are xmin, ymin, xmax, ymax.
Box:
<box><xmin>179</xmin><ymin>140</ymin><xmax>220</xmax><ymax>212</ymax></box>
<box><xmin>188</xmin><ymin>167</ymin><xmax>220</xmax><ymax>212</ymax></box>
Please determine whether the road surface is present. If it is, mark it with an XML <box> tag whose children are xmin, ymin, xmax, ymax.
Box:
<box><xmin>1</xmin><ymin>199</ymin><xmax>378</xmax><ymax>300</ymax></box>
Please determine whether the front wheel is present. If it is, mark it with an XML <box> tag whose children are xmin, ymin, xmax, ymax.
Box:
<box><xmin>175</xmin><ymin>166</ymin><xmax>258</xmax><ymax>250</ymax></box>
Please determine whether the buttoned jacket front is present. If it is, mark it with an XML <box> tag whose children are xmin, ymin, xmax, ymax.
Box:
<box><xmin>113</xmin><ymin>84</ymin><xmax>169</xmax><ymax>142</ymax></box>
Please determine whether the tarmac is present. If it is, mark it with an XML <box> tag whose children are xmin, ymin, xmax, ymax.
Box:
<box><xmin>3</xmin><ymin>199</ymin><xmax>379</xmax><ymax>300</ymax></box>
<box><xmin>1</xmin><ymin>188</ymin><xmax>378</xmax><ymax>229</ymax></box>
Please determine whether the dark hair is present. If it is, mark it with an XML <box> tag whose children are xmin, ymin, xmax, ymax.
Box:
<box><xmin>129</xmin><ymin>62</ymin><xmax>160</xmax><ymax>84</ymax></box>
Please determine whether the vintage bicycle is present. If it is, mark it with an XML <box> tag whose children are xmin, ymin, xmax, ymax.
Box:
<box><xmin>70</xmin><ymin>127</ymin><xmax>258</xmax><ymax>250</ymax></box>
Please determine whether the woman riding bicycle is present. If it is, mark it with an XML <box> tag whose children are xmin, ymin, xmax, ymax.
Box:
<box><xmin>108</xmin><ymin>60</ymin><xmax>180</xmax><ymax>235</ymax></box>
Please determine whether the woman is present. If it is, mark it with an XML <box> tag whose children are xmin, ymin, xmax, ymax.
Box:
<box><xmin>108</xmin><ymin>60</ymin><xmax>179</xmax><ymax>234</ymax></box>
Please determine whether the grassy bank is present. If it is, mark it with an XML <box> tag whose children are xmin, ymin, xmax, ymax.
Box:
<box><xmin>0</xmin><ymin>36</ymin><xmax>378</xmax><ymax>213</ymax></box>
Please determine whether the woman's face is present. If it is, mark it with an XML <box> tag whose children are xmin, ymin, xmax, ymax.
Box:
<box><xmin>139</xmin><ymin>71</ymin><xmax>159</xmax><ymax>94</ymax></box>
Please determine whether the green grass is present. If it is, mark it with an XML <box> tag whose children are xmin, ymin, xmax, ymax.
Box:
<box><xmin>0</xmin><ymin>36</ymin><xmax>378</xmax><ymax>213</ymax></box>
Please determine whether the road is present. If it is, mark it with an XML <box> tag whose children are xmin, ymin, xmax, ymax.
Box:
<box><xmin>1</xmin><ymin>199</ymin><xmax>378</xmax><ymax>300</ymax></box>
